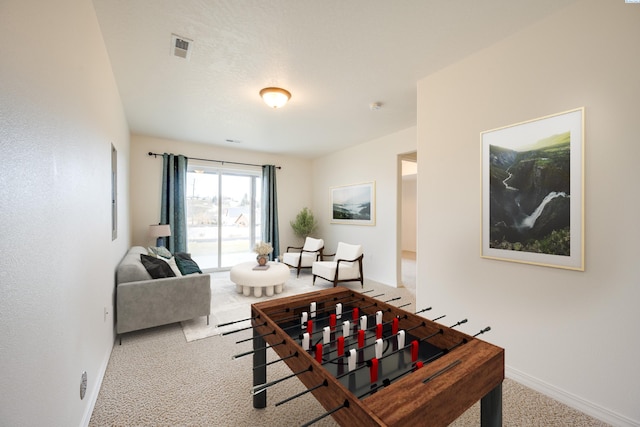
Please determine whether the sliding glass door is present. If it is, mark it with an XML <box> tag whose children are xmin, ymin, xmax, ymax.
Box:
<box><xmin>186</xmin><ymin>164</ymin><xmax>261</xmax><ymax>271</ymax></box>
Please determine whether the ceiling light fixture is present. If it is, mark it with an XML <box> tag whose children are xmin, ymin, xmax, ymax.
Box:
<box><xmin>259</xmin><ymin>87</ymin><xmax>291</xmax><ymax>109</ymax></box>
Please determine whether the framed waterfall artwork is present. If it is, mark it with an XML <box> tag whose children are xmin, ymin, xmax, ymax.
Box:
<box><xmin>481</xmin><ymin>107</ymin><xmax>584</xmax><ymax>271</ymax></box>
<box><xmin>331</xmin><ymin>181</ymin><xmax>376</xmax><ymax>225</ymax></box>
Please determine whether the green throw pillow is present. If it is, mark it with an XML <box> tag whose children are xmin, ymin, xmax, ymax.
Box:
<box><xmin>174</xmin><ymin>252</ymin><xmax>202</xmax><ymax>275</ymax></box>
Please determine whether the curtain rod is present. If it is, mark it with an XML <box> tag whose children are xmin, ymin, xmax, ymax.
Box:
<box><xmin>147</xmin><ymin>152</ymin><xmax>281</xmax><ymax>169</ymax></box>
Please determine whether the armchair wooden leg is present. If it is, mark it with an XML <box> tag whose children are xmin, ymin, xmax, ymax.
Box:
<box><xmin>312</xmin><ymin>275</ymin><xmax>316</xmax><ymax>285</ymax></box>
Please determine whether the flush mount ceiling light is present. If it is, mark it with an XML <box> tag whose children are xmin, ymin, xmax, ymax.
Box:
<box><xmin>259</xmin><ymin>87</ymin><xmax>291</xmax><ymax>109</ymax></box>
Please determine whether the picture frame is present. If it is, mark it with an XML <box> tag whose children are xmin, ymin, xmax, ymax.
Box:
<box><xmin>111</xmin><ymin>143</ymin><xmax>118</xmax><ymax>241</ymax></box>
<box><xmin>331</xmin><ymin>181</ymin><xmax>376</xmax><ymax>225</ymax></box>
<box><xmin>481</xmin><ymin>108</ymin><xmax>584</xmax><ymax>270</ymax></box>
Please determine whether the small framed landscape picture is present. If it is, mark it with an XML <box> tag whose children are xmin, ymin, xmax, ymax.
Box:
<box><xmin>481</xmin><ymin>108</ymin><xmax>584</xmax><ymax>270</ymax></box>
<box><xmin>331</xmin><ymin>181</ymin><xmax>375</xmax><ymax>226</ymax></box>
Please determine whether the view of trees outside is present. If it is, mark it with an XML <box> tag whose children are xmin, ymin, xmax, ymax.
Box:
<box><xmin>186</xmin><ymin>169</ymin><xmax>261</xmax><ymax>270</ymax></box>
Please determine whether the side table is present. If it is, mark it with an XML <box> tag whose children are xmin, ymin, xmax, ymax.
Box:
<box><xmin>230</xmin><ymin>261</ymin><xmax>290</xmax><ymax>297</ymax></box>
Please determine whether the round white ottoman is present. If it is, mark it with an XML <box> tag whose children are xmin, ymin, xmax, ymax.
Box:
<box><xmin>230</xmin><ymin>261</ymin><xmax>290</xmax><ymax>297</ymax></box>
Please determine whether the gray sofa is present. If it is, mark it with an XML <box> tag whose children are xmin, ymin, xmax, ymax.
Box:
<box><xmin>116</xmin><ymin>246</ymin><xmax>211</xmax><ymax>336</ymax></box>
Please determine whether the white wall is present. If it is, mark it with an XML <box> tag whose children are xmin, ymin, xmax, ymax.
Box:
<box><xmin>129</xmin><ymin>134</ymin><xmax>313</xmax><ymax>254</ymax></box>
<box><xmin>312</xmin><ymin>127</ymin><xmax>416</xmax><ymax>286</ymax></box>
<box><xmin>0</xmin><ymin>0</ymin><xmax>130</xmax><ymax>426</ymax></box>
<box><xmin>416</xmin><ymin>1</ymin><xmax>640</xmax><ymax>425</ymax></box>
<box><xmin>401</xmin><ymin>175</ymin><xmax>417</xmax><ymax>252</ymax></box>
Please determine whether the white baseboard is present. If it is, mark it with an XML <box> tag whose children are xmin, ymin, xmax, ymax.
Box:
<box><xmin>80</xmin><ymin>336</ymin><xmax>115</xmax><ymax>427</ymax></box>
<box><xmin>506</xmin><ymin>366</ymin><xmax>639</xmax><ymax>427</ymax></box>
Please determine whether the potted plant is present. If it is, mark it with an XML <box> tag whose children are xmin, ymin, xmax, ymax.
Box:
<box><xmin>290</xmin><ymin>207</ymin><xmax>317</xmax><ymax>239</ymax></box>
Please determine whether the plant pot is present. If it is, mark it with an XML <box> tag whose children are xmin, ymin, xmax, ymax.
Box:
<box><xmin>256</xmin><ymin>255</ymin><xmax>268</xmax><ymax>266</ymax></box>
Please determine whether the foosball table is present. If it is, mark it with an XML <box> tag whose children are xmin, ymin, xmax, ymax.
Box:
<box><xmin>245</xmin><ymin>287</ymin><xmax>504</xmax><ymax>426</ymax></box>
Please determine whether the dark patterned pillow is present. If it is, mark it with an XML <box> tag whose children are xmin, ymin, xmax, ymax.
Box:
<box><xmin>140</xmin><ymin>254</ymin><xmax>176</xmax><ymax>279</ymax></box>
<box><xmin>174</xmin><ymin>252</ymin><xmax>203</xmax><ymax>275</ymax></box>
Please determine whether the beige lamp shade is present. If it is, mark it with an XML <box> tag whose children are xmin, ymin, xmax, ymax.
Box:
<box><xmin>149</xmin><ymin>224</ymin><xmax>171</xmax><ymax>238</ymax></box>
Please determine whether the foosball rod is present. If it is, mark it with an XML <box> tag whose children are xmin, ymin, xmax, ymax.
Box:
<box><xmin>251</xmin><ymin>365</ymin><xmax>313</xmax><ymax>395</ymax></box>
<box><xmin>213</xmin><ymin>289</ymin><xmax>381</xmax><ymax>328</ymax></box>
<box><xmin>218</xmin><ymin>290</ymin><xmax>376</xmax><ymax>329</ymax></box>
<box><xmin>282</xmin><ymin>292</ymin><xmax>389</xmax><ymax>327</ymax></box>
<box><xmin>216</xmin><ymin>315</ymin><xmax>259</xmax><ymax>328</ymax></box>
<box><xmin>252</xmin><ymin>352</ymin><xmax>298</xmax><ymax>371</ymax></box>
<box><xmin>272</xmin><ymin>295</ymin><xmax>370</xmax><ymax>326</ymax></box>
<box><xmin>281</xmin><ymin>301</ymin><xmax>406</xmax><ymax>336</ymax></box>
<box><xmin>298</xmin><ymin>292</ymin><xmax>393</xmax><ymax>319</ymax></box>
<box><xmin>422</xmin><ymin>359</ymin><xmax>462</xmax><ymax>384</ymax></box>
<box><xmin>274</xmin><ymin>379</ymin><xmax>328</xmax><ymax>407</ymax></box>
<box><xmin>339</xmin><ymin>317</ymin><xmax>465</xmax><ymax>354</ymax></box>
<box><xmin>357</xmin><ymin>337</ymin><xmax>470</xmax><ymax>399</ymax></box>
<box><xmin>221</xmin><ymin>321</ymin><xmax>267</xmax><ymax>336</ymax></box>
<box><xmin>357</xmin><ymin>357</ymin><xmax>464</xmax><ymax>399</ymax></box>
<box><xmin>236</xmin><ymin>330</ymin><xmax>275</xmax><ymax>344</ymax></box>
<box><xmin>474</xmin><ymin>326</ymin><xmax>491</xmax><ymax>337</ymax></box>
<box><xmin>301</xmin><ymin>400</ymin><xmax>350</xmax><ymax>427</ymax></box>
<box><xmin>262</xmin><ymin>289</ymin><xmax>381</xmax><ymax>326</ymax></box>
<box><xmin>335</xmin><ymin>329</ymin><xmax>444</xmax><ymax>379</ymax></box>
<box><xmin>450</xmin><ymin>319</ymin><xmax>468</xmax><ymax>328</ymax></box>
<box><xmin>275</xmin><ymin>297</ymin><xmax>375</xmax><ymax>333</ymax></box>
<box><xmin>267</xmin><ymin>289</ymin><xmax>376</xmax><ymax>315</ymax></box>
<box><xmin>274</xmin><ymin>293</ymin><xmax>403</xmax><ymax>332</ymax></box>
<box><xmin>318</xmin><ymin>327</ymin><xmax>400</xmax><ymax>365</ymax></box>
<box><xmin>415</xmin><ymin>306</ymin><xmax>432</xmax><ymax>314</ymax></box>
<box><xmin>300</xmin><ymin>312</ymin><xmax>447</xmax><ymax>351</ymax></box>
<box><xmin>232</xmin><ymin>340</ymin><xmax>286</xmax><ymax>360</ymax></box>
<box><xmin>261</xmin><ymin>290</ymin><xmax>367</xmax><ymax>318</ymax></box>
<box><xmin>308</xmin><ymin>315</ymin><xmax>410</xmax><ymax>350</ymax></box>
<box><xmin>318</xmin><ymin>315</ymin><xmax>427</xmax><ymax>350</ymax></box>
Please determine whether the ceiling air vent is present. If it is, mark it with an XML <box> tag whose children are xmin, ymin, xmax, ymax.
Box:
<box><xmin>171</xmin><ymin>34</ymin><xmax>192</xmax><ymax>61</ymax></box>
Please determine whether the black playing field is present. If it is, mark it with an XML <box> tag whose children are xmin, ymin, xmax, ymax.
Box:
<box><xmin>275</xmin><ymin>301</ymin><xmax>446</xmax><ymax>400</ymax></box>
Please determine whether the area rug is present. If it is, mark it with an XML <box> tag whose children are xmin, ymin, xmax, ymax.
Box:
<box><xmin>180</xmin><ymin>270</ymin><xmax>416</xmax><ymax>342</ymax></box>
<box><xmin>180</xmin><ymin>271</ymin><xmax>315</xmax><ymax>341</ymax></box>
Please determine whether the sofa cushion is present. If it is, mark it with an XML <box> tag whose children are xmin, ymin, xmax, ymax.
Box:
<box><xmin>174</xmin><ymin>252</ymin><xmax>202</xmax><ymax>275</ymax></box>
<box><xmin>140</xmin><ymin>254</ymin><xmax>176</xmax><ymax>279</ymax></box>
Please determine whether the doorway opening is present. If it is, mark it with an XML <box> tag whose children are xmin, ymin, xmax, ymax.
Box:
<box><xmin>399</xmin><ymin>152</ymin><xmax>417</xmax><ymax>294</ymax></box>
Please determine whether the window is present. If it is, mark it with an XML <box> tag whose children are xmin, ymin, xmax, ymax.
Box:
<box><xmin>186</xmin><ymin>163</ymin><xmax>261</xmax><ymax>270</ymax></box>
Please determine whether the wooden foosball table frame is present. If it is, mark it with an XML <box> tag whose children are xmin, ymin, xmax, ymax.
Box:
<box><xmin>250</xmin><ymin>287</ymin><xmax>504</xmax><ymax>426</ymax></box>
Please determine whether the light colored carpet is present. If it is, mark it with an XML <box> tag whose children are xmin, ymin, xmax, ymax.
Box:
<box><xmin>90</xmin><ymin>271</ymin><xmax>610</xmax><ymax>426</ymax></box>
<box><xmin>180</xmin><ymin>272</ymin><xmax>327</xmax><ymax>341</ymax></box>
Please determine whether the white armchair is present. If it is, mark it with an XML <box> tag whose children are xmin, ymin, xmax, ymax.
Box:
<box><xmin>312</xmin><ymin>242</ymin><xmax>363</xmax><ymax>288</ymax></box>
<box><xmin>282</xmin><ymin>237</ymin><xmax>324</xmax><ymax>277</ymax></box>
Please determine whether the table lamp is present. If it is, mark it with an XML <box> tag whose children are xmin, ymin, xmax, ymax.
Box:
<box><xmin>149</xmin><ymin>224</ymin><xmax>171</xmax><ymax>247</ymax></box>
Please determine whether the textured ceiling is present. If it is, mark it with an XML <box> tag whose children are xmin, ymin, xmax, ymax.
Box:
<box><xmin>92</xmin><ymin>0</ymin><xmax>575</xmax><ymax>159</ymax></box>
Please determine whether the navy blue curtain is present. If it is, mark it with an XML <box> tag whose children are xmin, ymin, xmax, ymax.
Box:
<box><xmin>161</xmin><ymin>153</ymin><xmax>188</xmax><ymax>253</ymax></box>
<box><xmin>261</xmin><ymin>165</ymin><xmax>280</xmax><ymax>260</ymax></box>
